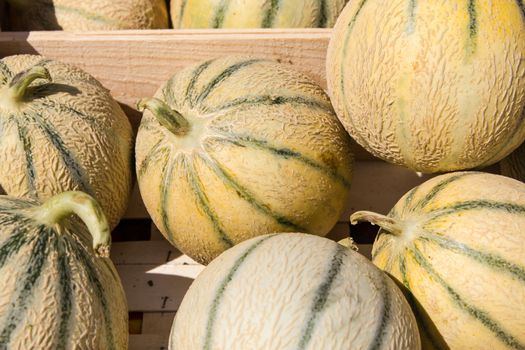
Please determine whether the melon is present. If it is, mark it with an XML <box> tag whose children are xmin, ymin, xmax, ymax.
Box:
<box><xmin>327</xmin><ymin>0</ymin><xmax>525</xmax><ymax>173</ymax></box>
<box><xmin>169</xmin><ymin>233</ymin><xmax>421</xmax><ymax>350</ymax></box>
<box><xmin>170</xmin><ymin>0</ymin><xmax>348</xmax><ymax>28</ymax></box>
<box><xmin>501</xmin><ymin>142</ymin><xmax>525</xmax><ymax>183</ymax></box>
<box><xmin>135</xmin><ymin>56</ymin><xmax>354</xmax><ymax>265</ymax></box>
<box><xmin>0</xmin><ymin>191</ymin><xmax>127</xmax><ymax>349</ymax></box>
<box><xmin>7</xmin><ymin>0</ymin><xmax>168</xmax><ymax>30</ymax></box>
<box><xmin>0</xmin><ymin>55</ymin><xmax>133</xmax><ymax>229</ymax></box>
<box><xmin>351</xmin><ymin>171</ymin><xmax>525</xmax><ymax>349</ymax></box>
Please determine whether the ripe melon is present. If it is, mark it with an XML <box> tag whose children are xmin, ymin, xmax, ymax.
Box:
<box><xmin>0</xmin><ymin>191</ymin><xmax>127</xmax><ymax>349</ymax></box>
<box><xmin>7</xmin><ymin>0</ymin><xmax>168</xmax><ymax>30</ymax></box>
<box><xmin>135</xmin><ymin>56</ymin><xmax>354</xmax><ymax>265</ymax></box>
<box><xmin>171</xmin><ymin>0</ymin><xmax>348</xmax><ymax>28</ymax></box>
<box><xmin>351</xmin><ymin>172</ymin><xmax>525</xmax><ymax>349</ymax></box>
<box><xmin>327</xmin><ymin>0</ymin><xmax>525</xmax><ymax>173</ymax></box>
<box><xmin>500</xmin><ymin>142</ymin><xmax>525</xmax><ymax>183</ymax></box>
<box><xmin>170</xmin><ymin>233</ymin><xmax>421</xmax><ymax>350</ymax></box>
<box><xmin>0</xmin><ymin>55</ymin><xmax>133</xmax><ymax>229</ymax></box>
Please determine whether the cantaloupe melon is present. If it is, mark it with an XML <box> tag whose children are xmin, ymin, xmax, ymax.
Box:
<box><xmin>0</xmin><ymin>55</ymin><xmax>133</xmax><ymax>229</ymax></box>
<box><xmin>170</xmin><ymin>233</ymin><xmax>421</xmax><ymax>350</ymax></box>
<box><xmin>7</xmin><ymin>0</ymin><xmax>168</xmax><ymax>30</ymax></box>
<box><xmin>136</xmin><ymin>56</ymin><xmax>354</xmax><ymax>264</ymax></box>
<box><xmin>171</xmin><ymin>0</ymin><xmax>348</xmax><ymax>28</ymax></box>
<box><xmin>327</xmin><ymin>0</ymin><xmax>525</xmax><ymax>173</ymax></box>
<box><xmin>0</xmin><ymin>191</ymin><xmax>127</xmax><ymax>349</ymax></box>
<box><xmin>351</xmin><ymin>172</ymin><xmax>525</xmax><ymax>349</ymax></box>
<box><xmin>501</xmin><ymin>142</ymin><xmax>525</xmax><ymax>183</ymax></box>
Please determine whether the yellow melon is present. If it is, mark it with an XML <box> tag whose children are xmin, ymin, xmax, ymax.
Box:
<box><xmin>135</xmin><ymin>56</ymin><xmax>354</xmax><ymax>264</ymax></box>
<box><xmin>351</xmin><ymin>172</ymin><xmax>525</xmax><ymax>349</ymax></box>
<box><xmin>327</xmin><ymin>0</ymin><xmax>525</xmax><ymax>173</ymax></box>
<box><xmin>171</xmin><ymin>0</ymin><xmax>348</xmax><ymax>28</ymax></box>
<box><xmin>0</xmin><ymin>55</ymin><xmax>133</xmax><ymax>229</ymax></box>
<box><xmin>7</xmin><ymin>0</ymin><xmax>168</xmax><ymax>30</ymax></box>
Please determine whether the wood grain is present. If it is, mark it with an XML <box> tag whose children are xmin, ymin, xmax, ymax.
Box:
<box><xmin>0</xmin><ymin>29</ymin><xmax>377</xmax><ymax>159</ymax></box>
<box><xmin>129</xmin><ymin>334</ymin><xmax>167</xmax><ymax>350</ymax></box>
<box><xmin>0</xmin><ymin>30</ymin><xmax>327</xmax><ymax>119</ymax></box>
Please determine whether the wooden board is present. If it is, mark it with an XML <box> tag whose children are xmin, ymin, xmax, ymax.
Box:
<box><xmin>0</xmin><ymin>29</ymin><xmax>380</xmax><ymax>159</ymax></box>
<box><xmin>0</xmin><ymin>30</ymin><xmax>328</xmax><ymax>121</ymax></box>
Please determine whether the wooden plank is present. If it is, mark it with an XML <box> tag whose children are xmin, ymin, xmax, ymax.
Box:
<box><xmin>341</xmin><ymin>162</ymin><xmax>436</xmax><ymax>221</ymax></box>
<box><xmin>357</xmin><ymin>244</ymin><xmax>373</xmax><ymax>260</ymax></box>
<box><xmin>142</xmin><ymin>312</ymin><xmax>176</xmax><ymax>337</ymax></box>
<box><xmin>326</xmin><ymin>222</ymin><xmax>350</xmax><ymax>242</ymax></box>
<box><xmin>341</xmin><ymin>161</ymin><xmax>502</xmax><ymax>221</ymax></box>
<box><xmin>123</xmin><ymin>183</ymin><xmax>149</xmax><ymax>219</ymax></box>
<box><xmin>117</xmin><ymin>263</ymin><xmax>197</xmax><ymax>312</ymax></box>
<box><xmin>111</xmin><ymin>240</ymin><xmax>182</xmax><ymax>265</ymax></box>
<box><xmin>0</xmin><ymin>29</ymin><xmax>375</xmax><ymax>160</ymax></box>
<box><xmin>0</xmin><ymin>29</ymin><xmax>328</xmax><ymax>122</ymax></box>
<box><xmin>129</xmin><ymin>334</ymin><xmax>167</xmax><ymax>350</ymax></box>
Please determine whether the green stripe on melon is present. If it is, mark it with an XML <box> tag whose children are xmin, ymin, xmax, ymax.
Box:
<box><xmin>170</xmin><ymin>233</ymin><xmax>421</xmax><ymax>349</ymax></box>
<box><xmin>0</xmin><ymin>192</ymin><xmax>127</xmax><ymax>349</ymax></box>
<box><xmin>171</xmin><ymin>0</ymin><xmax>348</xmax><ymax>28</ymax></box>
<box><xmin>0</xmin><ymin>55</ymin><xmax>133</xmax><ymax>229</ymax></box>
<box><xmin>327</xmin><ymin>0</ymin><xmax>525</xmax><ymax>172</ymax></box>
<box><xmin>136</xmin><ymin>56</ymin><xmax>354</xmax><ymax>264</ymax></box>
<box><xmin>352</xmin><ymin>171</ymin><xmax>525</xmax><ymax>349</ymax></box>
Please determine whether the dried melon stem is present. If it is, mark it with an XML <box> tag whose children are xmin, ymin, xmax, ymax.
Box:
<box><xmin>8</xmin><ymin>65</ymin><xmax>51</xmax><ymax>101</ymax></box>
<box><xmin>350</xmin><ymin>211</ymin><xmax>403</xmax><ymax>236</ymax></box>
<box><xmin>29</xmin><ymin>191</ymin><xmax>111</xmax><ymax>258</ymax></box>
<box><xmin>137</xmin><ymin>97</ymin><xmax>190</xmax><ymax>136</ymax></box>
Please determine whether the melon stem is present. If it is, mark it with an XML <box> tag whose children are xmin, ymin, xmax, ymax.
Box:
<box><xmin>137</xmin><ymin>97</ymin><xmax>190</xmax><ymax>136</ymax></box>
<box><xmin>8</xmin><ymin>65</ymin><xmax>51</xmax><ymax>101</ymax></box>
<box><xmin>29</xmin><ymin>191</ymin><xmax>111</xmax><ymax>258</ymax></box>
<box><xmin>350</xmin><ymin>211</ymin><xmax>403</xmax><ymax>236</ymax></box>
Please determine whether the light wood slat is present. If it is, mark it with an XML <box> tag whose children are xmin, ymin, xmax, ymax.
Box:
<box><xmin>111</xmin><ymin>241</ymin><xmax>183</xmax><ymax>265</ymax></box>
<box><xmin>142</xmin><ymin>312</ymin><xmax>176</xmax><ymax>337</ymax></box>
<box><xmin>117</xmin><ymin>263</ymin><xmax>197</xmax><ymax>312</ymax></box>
<box><xmin>0</xmin><ymin>29</ymin><xmax>376</xmax><ymax>160</ymax></box>
<box><xmin>123</xmin><ymin>184</ymin><xmax>149</xmax><ymax>219</ymax></box>
<box><xmin>0</xmin><ymin>29</ymin><xmax>328</xmax><ymax>124</ymax></box>
<box><xmin>129</xmin><ymin>334</ymin><xmax>167</xmax><ymax>350</ymax></box>
<box><xmin>357</xmin><ymin>244</ymin><xmax>373</xmax><ymax>260</ymax></box>
<box><xmin>340</xmin><ymin>162</ymin><xmax>502</xmax><ymax>221</ymax></box>
<box><xmin>150</xmin><ymin>224</ymin><xmax>167</xmax><ymax>241</ymax></box>
<box><xmin>340</xmin><ymin>162</ymin><xmax>436</xmax><ymax>221</ymax></box>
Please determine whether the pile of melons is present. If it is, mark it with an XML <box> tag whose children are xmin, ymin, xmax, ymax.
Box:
<box><xmin>0</xmin><ymin>1</ymin><xmax>524</xmax><ymax>350</ymax></box>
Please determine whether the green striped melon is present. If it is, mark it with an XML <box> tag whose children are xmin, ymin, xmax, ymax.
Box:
<box><xmin>327</xmin><ymin>0</ymin><xmax>525</xmax><ymax>173</ymax></box>
<box><xmin>351</xmin><ymin>171</ymin><xmax>525</xmax><ymax>349</ymax></box>
<box><xmin>501</xmin><ymin>142</ymin><xmax>525</xmax><ymax>183</ymax></box>
<box><xmin>0</xmin><ymin>55</ymin><xmax>133</xmax><ymax>229</ymax></box>
<box><xmin>169</xmin><ymin>233</ymin><xmax>421</xmax><ymax>349</ymax></box>
<box><xmin>136</xmin><ymin>56</ymin><xmax>354</xmax><ymax>265</ymax></box>
<box><xmin>7</xmin><ymin>0</ymin><xmax>168</xmax><ymax>30</ymax></box>
<box><xmin>0</xmin><ymin>191</ymin><xmax>127</xmax><ymax>349</ymax></box>
<box><xmin>170</xmin><ymin>0</ymin><xmax>348</xmax><ymax>28</ymax></box>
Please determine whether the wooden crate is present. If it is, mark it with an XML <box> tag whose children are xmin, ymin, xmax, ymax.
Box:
<box><xmin>0</xmin><ymin>29</ymin><xmax>502</xmax><ymax>349</ymax></box>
